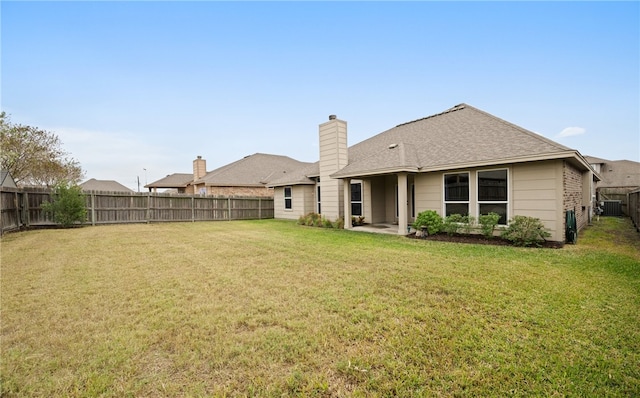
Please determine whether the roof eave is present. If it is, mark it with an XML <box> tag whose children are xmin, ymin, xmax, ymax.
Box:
<box><xmin>267</xmin><ymin>179</ymin><xmax>316</xmax><ymax>188</ymax></box>
<box><xmin>330</xmin><ymin>151</ymin><xmax>600</xmax><ymax>180</ymax></box>
<box><xmin>204</xmin><ymin>183</ymin><xmax>266</xmax><ymax>188</ymax></box>
<box><xmin>331</xmin><ymin>166</ymin><xmax>420</xmax><ymax>179</ymax></box>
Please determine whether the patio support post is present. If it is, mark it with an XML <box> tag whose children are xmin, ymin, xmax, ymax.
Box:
<box><xmin>397</xmin><ymin>173</ymin><xmax>408</xmax><ymax>235</ymax></box>
<box><xmin>343</xmin><ymin>178</ymin><xmax>352</xmax><ymax>229</ymax></box>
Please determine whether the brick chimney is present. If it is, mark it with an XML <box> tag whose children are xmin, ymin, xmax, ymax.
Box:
<box><xmin>319</xmin><ymin>115</ymin><xmax>348</xmax><ymax>220</ymax></box>
<box><xmin>193</xmin><ymin>156</ymin><xmax>207</xmax><ymax>180</ymax></box>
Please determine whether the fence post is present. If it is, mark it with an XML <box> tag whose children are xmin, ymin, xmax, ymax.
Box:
<box><xmin>14</xmin><ymin>191</ymin><xmax>20</xmax><ymax>229</ymax></box>
<box><xmin>146</xmin><ymin>193</ymin><xmax>151</xmax><ymax>223</ymax></box>
<box><xmin>23</xmin><ymin>191</ymin><xmax>30</xmax><ymax>227</ymax></box>
<box><xmin>259</xmin><ymin>197</ymin><xmax>261</xmax><ymax>219</ymax></box>
<box><xmin>227</xmin><ymin>197</ymin><xmax>231</xmax><ymax>220</ymax></box>
<box><xmin>91</xmin><ymin>192</ymin><xmax>96</xmax><ymax>226</ymax></box>
<box><xmin>192</xmin><ymin>196</ymin><xmax>195</xmax><ymax>222</ymax></box>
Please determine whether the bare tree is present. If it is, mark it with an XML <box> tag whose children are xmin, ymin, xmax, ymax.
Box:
<box><xmin>0</xmin><ymin>112</ymin><xmax>84</xmax><ymax>187</ymax></box>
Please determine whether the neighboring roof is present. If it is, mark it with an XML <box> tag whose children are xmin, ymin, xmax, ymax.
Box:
<box><xmin>332</xmin><ymin>103</ymin><xmax>592</xmax><ymax>178</ymax></box>
<box><xmin>0</xmin><ymin>170</ymin><xmax>17</xmax><ymax>188</ymax></box>
<box><xmin>196</xmin><ymin>153</ymin><xmax>313</xmax><ymax>187</ymax></box>
<box><xmin>587</xmin><ymin>158</ymin><xmax>640</xmax><ymax>188</ymax></box>
<box><xmin>585</xmin><ymin>156</ymin><xmax>608</xmax><ymax>164</ymax></box>
<box><xmin>146</xmin><ymin>173</ymin><xmax>193</xmax><ymax>189</ymax></box>
<box><xmin>80</xmin><ymin>178</ymin><xmax>134</xmax><ymax>192</ymax></box>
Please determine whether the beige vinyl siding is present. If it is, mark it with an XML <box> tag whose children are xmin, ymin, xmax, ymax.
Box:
<box><xmin>512</xmin><ymin>160</ymin><xmax>564</xmax><ymax>242</ymax></box>
<box><xmin>384</xmin><ymin>176</ymin><xmax>397</xmax><ymax>222</ymax></box>
<box><xmin>370</xmin><ymin>177</ymin><xmax>387</xmax><ymax>223</ymax></box>
<box><xmin>414</xmin><ymin>173</ymin><xmax>444</xmax><ymax>216</ymax></box>
<box><xmin>273</xmin><ymin>185</ymin><xmax>315</xmax><ymax>220</ymax></box>
<box><xmin>362</xmin><ymin>180</ymin><xmax>373</xmax><ymax>223</ymax></box>
<box><xmin>319</xmin><ymin>118</ymin><xmax>348</xmax><ymax>220</ymax></box>
<box><xmin>317</xmin><ymin>181</ymin><xmax>343</xmax><ymax>219</ymax></box>
<box><xmin>411</xmin><ymin>161</ymin><xmax>566</xmax><ymax>241</ymax></box>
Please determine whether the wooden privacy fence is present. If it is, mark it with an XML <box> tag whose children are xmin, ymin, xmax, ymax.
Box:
<box><xmin>629</xmin><ymin>190</ymin><xmax>640</xmax><ymax>233</ymax></box>
<box><xmin>1</xmin><ymin>188</ymin><xmax>274</xmax><ymax>235</ymax></box>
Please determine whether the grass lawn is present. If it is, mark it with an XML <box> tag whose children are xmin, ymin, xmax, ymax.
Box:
<box><xmin>1</xmin><ymin>217</ymin><xmax>639</xmax><ymax>397</ymax></box>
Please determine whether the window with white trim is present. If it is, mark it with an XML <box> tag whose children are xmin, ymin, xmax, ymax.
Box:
<box><xmin>284</xmin><ymin>186</ymin><xmax>292</xmax><ymax>210</ymax></box>
<box><xmin>444</xmin><ymin>172</ymin><xmax>469</xmax><ymax>216</ymax></box>
<box><xmin>351</xmin><ymin>182</ymin><xmax>362</xmax><ymax>216</ymax></box>
<box><xmin>477</xmin><ymin>169</ymin><xmax>508</xmax><ymax>224</ymax></box>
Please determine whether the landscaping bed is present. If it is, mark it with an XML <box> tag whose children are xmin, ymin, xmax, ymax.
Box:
<box><xmin>408</xmin><ymin>231</ymin><xmax>565</xmax><ymax>248</ymax></box>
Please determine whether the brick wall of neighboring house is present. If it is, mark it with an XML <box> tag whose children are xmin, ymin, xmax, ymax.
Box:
<box><xmin>206</xmin><ymin>186</ymin><xmax>274</xmax><ymax>197</ymax></box>
<box><xmin>563</xmin><ymin>161</ymin><xmax>588</xmax><ymax>237</ymax></box>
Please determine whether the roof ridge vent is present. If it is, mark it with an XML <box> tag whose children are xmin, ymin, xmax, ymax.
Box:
<box><xmin>396</xmin><ymin>103</ymin><xmax>467</xmax><ymax>127</ymax></box>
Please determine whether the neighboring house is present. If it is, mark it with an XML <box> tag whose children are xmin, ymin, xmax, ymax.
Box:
<box><xmin>80</xmin><ymin>178</ymin><xmax>134</xmax><ymax>193</ymax></box>
<box><xmin>192</xmin><ymin>153</ymin><xmax>313</xmax><ymax>197</ymax></box>
<box><xmin>268</xmin><ymin>104</ymin><xmax>599</xmax><ymax>243</ymax></box>
<box><xmin>146</xmin><ymin>154</ymin><xmax>312</xmax><ymax>197</ymax></box>
<box><xmin>146</xmin><ymin>173</ymin><xmax>194</xmax><ymax>194</ymax></box>
<box><xmin>585</xmin><ymin>156</ymin><xmax>640</xmax><ymax>215</ymax></box>
<box><xmin>1</xmin><ymin>170</ymin><xmax>18</xmax><ymax>189</ymax></box>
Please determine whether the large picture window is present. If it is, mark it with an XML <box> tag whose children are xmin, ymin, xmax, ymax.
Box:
<box><xmin>351</xmin><ymin>182</ymin><xmax>362</xmax><ymax>216</ymax></box>
<box><xmin>284</xmin><ymin>186</ymin><xmax>292</xmax><ymax>210</ymax></box>
<box><xmin>444</xmin><ymin>172</ymin><xmax>469</xmax><ymax>216</ymax></box>
<box><xmin>477</xmin><ymin>169</ymin><xmax>508</xmax><ymax>224</ymax></box>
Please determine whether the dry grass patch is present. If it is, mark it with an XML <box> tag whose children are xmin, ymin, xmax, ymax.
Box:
<box><xmin>1</xmin><ymin>218</ymin><xmax>639</xmax><ymax>396</ymax></box>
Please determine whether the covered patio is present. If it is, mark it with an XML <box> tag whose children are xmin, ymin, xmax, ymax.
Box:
<box><xmin>351</xmin><ymin>222</ymin><xmax>413</xmax><ymax>235</ymax></box>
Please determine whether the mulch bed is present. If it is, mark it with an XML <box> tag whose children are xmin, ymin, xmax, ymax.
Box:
<box><xmin>407</xmin><ymin>232</ymin><xmax>564</xmax><ymax>249</ymax></box>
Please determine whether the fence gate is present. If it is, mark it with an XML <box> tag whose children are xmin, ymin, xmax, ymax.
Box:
<box><xmin>602</xmin><ymin>200</ymin><xmax>622</xmax><ymax>217</ymax></box>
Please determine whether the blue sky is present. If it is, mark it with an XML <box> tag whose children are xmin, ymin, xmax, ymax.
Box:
<box><xmin>2</xmin><ymin>1</ymin><xmax>638</xmax><ymax>191</ymax></box>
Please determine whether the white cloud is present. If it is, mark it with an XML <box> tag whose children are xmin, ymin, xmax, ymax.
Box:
<box><xmin>556</xmin><ymin>126</ymin><xmax>586</xmax><ymax>138</ymax></box>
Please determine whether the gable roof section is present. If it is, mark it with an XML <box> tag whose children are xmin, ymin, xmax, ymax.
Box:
<box><xmin>332</xmin><ymin>103</ymin><xmax>590</xmax><ymax>178</ymax></box>
<box><xmin>0</xmin><ymin>170</ymin><xmax>17</xmax><ymax>188</ymax></box>
<box><xmin>146</xmin><ymin>173</ymin><xmax>193</xmax><ymax>189</ymax></box>
<box><xmin>197</xmin><ymin>153</ymin><xmax>313</xmax><ymax>187</ymax></box>
<box><xmin>81</xmin><ymin>178</ymin><xmax>133</xmax><ymax>192</ymax></box>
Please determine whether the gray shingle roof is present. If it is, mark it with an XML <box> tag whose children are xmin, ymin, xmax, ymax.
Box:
<box><xmin>333</xmin><ymin>103</ymin><xmax>583</xmax><ymax>178</ymax></box>
<box><xmin>80</xmin><ymin>178</ymin><xmax>133</xmax><ymax>192</ymax></box>
<box><xmin>588</xmin><ymin>158</ymin><xmax>640</xmax><ymax>188</ymax></box>
<box><xmin>146</xmin><ymin>173</ymin><xmax>193</xmax><ymax>188</ymax></box>
<box><xmin>267</xmin><ymin>162</ymin><xmax>319</xmax><ymax>187</ymax></box>
<box><xmin>0</xmin><ymin>170</ymin><xmax>17</xmax><ymax>188</ymax></box>
<box><xmin>197</xmin><ymin>153</ymin><xmax>313</xmax><ymax>187</ymax></box>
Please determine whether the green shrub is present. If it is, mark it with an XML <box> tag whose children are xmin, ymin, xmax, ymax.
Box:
<box><xmin>298</xmin><ymin>213</ymin><xmax>343</xmax><ymax>229</ymax></box>
<box><xmin>322</xmin><ymin>217</ymin><xmax>333</xmax><ymax>228</ymax></box>
<box><xmin>478</xmin><ymin>212</ymin><xmax>501</xmax><ymax>238</ymax></box>
<box><xmin>442</xmin><ymin>214</ymin><xmax>465</xmax><ymax>235</ymax></box>
<box><xmin>461</xmin><ymin>215</ymin><xmax>475</xmax><ymax>234</ymax></box>
<box><xmin>412</xmin><ymin>210</ymin><xmax>443</xmax><ymax>235</ymax></box>
<box><xmin>299</xmin><ymin>213</ymin><xmax>320</xmax><ymax>226</ymax></box>
<box><xmin>41</xmin><ymin>182</ymin><xmax>87</xmax><ymax>228</ymax></box>
<box><xmin>333</xmin><ymin>217</ymin><xmax>344</xmax><ymax>229</ymax></box>
<box><xmin>501</xmin><ymin>215</ymin><xmax>552</xmax><ymax>247</ymax></box>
